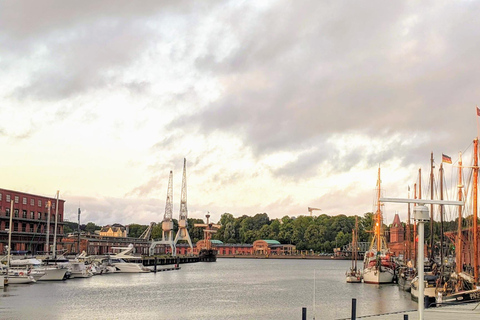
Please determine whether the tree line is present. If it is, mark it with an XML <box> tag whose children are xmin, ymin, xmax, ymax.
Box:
<box><xmin>63</xmin><ymin>212</ymin><xmax>466</xmax><ymax>253</ymax></box>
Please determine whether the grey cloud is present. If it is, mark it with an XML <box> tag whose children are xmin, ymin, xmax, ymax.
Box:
<box><xmin>64</xmin><ymin>194</ymin><xmax>164</xmax><ymax>225</ymax></box>
<box><xmin>175</xmin><ymin>1</ymin><xmax>480</xmax><ymax>176</ymax></box>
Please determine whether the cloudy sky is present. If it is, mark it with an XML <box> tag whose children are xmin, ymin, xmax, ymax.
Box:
<box><xmin>1</xmin><ymin>1</ymin><xmax>479</xmax><ymax>226</ymax></box>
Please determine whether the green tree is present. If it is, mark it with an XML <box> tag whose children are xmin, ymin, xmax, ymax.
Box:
<box><xmin>127</xmin><ymin>224</ymin><xmax>148</xmax><ymax>238</ymax></box>
<box><xmin>85</xmin><ymin>222</ymin><xmax>100</xmax><ymax>234</ymax></box>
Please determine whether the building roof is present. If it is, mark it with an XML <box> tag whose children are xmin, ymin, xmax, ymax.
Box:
<box><xmin>262</xmin><ymin>240</ymin><xmax>281</xmax><ymax>245</ymax></box>
<box><xmin>392</xmin><ymin>214</ymin><xmax>402</xmax><ymax>228</ymax></box>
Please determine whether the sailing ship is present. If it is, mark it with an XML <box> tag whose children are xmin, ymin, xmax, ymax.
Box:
<box><xmin>194</xmin><ymin>214</ymin><xmax>220</xmax><ymax>262</ymax></box>
<box><xmin>346</xmin><ymin>216</ymin><xmax>362</xmax><ymax>283</ymax></box>
<box><xmin>435</xmin><ymin>141</ymin><xmax>480</xmax><ymax>304</ymax></box>
<box><xmin>362</xmin><ymin>168</ymin><xmax>396</xmax><ymax>284</ymax></box>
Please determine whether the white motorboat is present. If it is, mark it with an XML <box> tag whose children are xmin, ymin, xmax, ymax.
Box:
<box><xmin>69</xmin><ymin>261</ymin><xmax>93</xmax><ymax>278</ymax></box>
<box><xmin>110</xmin><ymin>258</ymin><xmax>150</xmax><ymax>273</ymax></box>
<box><xmin>108</xmin><ymin>244</ymin><xmax>150</xmax><ymax>273</ymax></box>
<box><xmin>10</xmin><ymin>258</ymin><xmax>68</xmax><ymax>281</ymax></box>
<box><xmin>1</xmin><ymin>267</ymin><xmax>36</xmax><ymax>284</ymax></box>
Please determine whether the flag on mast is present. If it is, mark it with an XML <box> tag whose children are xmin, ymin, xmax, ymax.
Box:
<box><xmin>442</xmin><ymin>154</ymin><xmax>452</xmax><ymax>164</ymax></box>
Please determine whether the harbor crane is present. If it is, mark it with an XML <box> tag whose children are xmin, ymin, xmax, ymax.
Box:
<box><xmin>307</xmin><ymin>207</ymin><xmax>321</xmax><ymax>216</ymax></box>
<box><xmin>149</xmin><ymin>170</ymin><xmax>176</xmax><ymax>256</ymax></box>
<box><xmin>173</xmin><ymin>158</ymin><xmax>193</xmax><ymax>251</ymax></box>
<box><xmin>194</xmin><ymin>213</ymin><xmax>221</xmax><ymax>250</ymax></box>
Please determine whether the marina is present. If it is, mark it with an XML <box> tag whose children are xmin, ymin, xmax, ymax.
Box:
<box><xmin>0</xmin><ymin>259</ymin><xmax>417</xmax><ymax>320</ymax></box>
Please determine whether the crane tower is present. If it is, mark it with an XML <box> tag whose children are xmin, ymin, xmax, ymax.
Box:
<box><xmin>149</xmin><ymin>170</ymin><xmax>176</xmax><ymax>256</ymax></box>
<box><xmin>308</xmin><ymin>207</ymin><xmax>321</xmax><ymax>216</ymax></box>
<box><xmin>173</xmin><ymin>158</ymin><xmax>193</xmax><ymax>251</ymax></box>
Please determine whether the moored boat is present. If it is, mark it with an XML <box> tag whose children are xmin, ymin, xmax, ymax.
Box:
<box><xmin>346</xmin><ymin>215</ymin><xmax>362</xmax><ymax>283</ymax></box>
<box><xmin>194</xmin><ymin>213</ymin><xmax>220</xmax><ymax>263</ymax></box>
<box><xmin>362</xmin><ymin>168</ymin><xmax>395</xmax><ymax>284</ymax></box>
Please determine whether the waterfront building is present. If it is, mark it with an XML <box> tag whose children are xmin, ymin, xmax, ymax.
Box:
<box><xmin>0</xmin><ymin>188</ymin><xmax>65</xmax><ymax>254</ymax></box>
<box><xmin>60</xmin><ymin>234</ymin><xmax>162</xmax><ymax>256</ymax></box>
<box><xmin>99</xmin><ymin>224</ymin><xmax>128</xmax><ymax>237</ymax></box>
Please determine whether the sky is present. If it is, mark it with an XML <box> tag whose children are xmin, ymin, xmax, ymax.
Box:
<box><xmin>1</xmin><ymin>1</ymin><xmax>480</xmax><ymax>226</ymax></box>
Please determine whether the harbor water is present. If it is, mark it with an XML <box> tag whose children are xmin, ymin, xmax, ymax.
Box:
<box><xmin>0</xmin><ymin>259</ymin><xmax>416</xmax><ymax>320</ymax></box>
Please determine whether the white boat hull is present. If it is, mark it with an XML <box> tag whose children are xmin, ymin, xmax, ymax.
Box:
<box><xmin>113</xmin><ymin>262</ymin><xmax>150</xmax><ymax>273</ymax></box>
<box><xmin>362</xmin><ymin>266</ymin><xmax>394</xmax><ymax>284</ymax></box>
<box><xmin>7</xmin><ymin>275</ymin><xmax>36</xmax><ymax>284</ymax></box>
<box><xmin>411</xmin><ymin>275</ymin><xmax>438</xmax><ymax>304</ymax></box>
<box><xmin>37</xmin><ymin>268</ymin><xmax>68</xmax><ymax>281</ymax></box>
<box><xmin>346</xmin><ymin>275</ymin><xmax>362</xmax><ymax>283</ymax></box>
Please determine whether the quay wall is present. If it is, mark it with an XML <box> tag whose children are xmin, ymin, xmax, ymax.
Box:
<box><xmin>218</xmin><ymin>254</ymin><xmax>352</xmax><ymax>260</ymax></box>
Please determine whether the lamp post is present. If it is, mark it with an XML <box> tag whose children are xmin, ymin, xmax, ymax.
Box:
<box><xmin>380</xmin><ymin>198</ymin><xmax>463</xmax><ymax>320</ymax></box>
<box><xmin>414</xmin><ymin>205</ymin><xmax>429</xmax><ymax>319</ymax></box>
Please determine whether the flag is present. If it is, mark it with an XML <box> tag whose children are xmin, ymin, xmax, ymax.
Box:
<box><xmin>442</xmin><ymin>153</ymin><xmax>452</xmax><ymax>164</ymax></box>
<box><xmin>477</xmin><ymin>106</ymin><xmax>480</xmax><ymax>116</ymax></box>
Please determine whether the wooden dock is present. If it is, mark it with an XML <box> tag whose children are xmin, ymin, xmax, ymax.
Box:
<box><xmin>341</xmin><ymin>302</ymin><xmax>480</xmax><ymax>319</ymax></box>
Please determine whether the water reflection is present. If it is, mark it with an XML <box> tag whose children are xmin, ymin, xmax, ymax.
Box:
<box><xmin>0</xmin><ymin>259</ymin><xmax>416</xmax><ymax>320</ymax></box>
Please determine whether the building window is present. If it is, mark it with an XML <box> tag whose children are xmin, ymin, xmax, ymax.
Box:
<box><xmin>5</xmin><ymin>209</ymin><xmax>10</xmax><ymax>217</ymax></box>
<box><xmin>30</xmin><ymin>211</ymin><xmax>34</xmax><ymax>219</ymax></box>
<box><xmin>37</xmin><ymin>212</ymin><xmax>41</xmax><ymax>220</ymax></box>
<box><xmin>5</xmin><ymin>221</ymin><xmax>9</xmax><ymax>230</ymax></box>
<box><xmin>30</xmin><ymin>223</ymin><xmax>34</xmax><ymax>232</ymax></box>
<box><xmin>14</xmin><ymin>209</ymin><xmax>19</xmax><ymax>218</ymax></box>
<box><xmin>6</xmin><ymin>195</ymin><xmax>11</xmax><ymax>202</ymax></box>
<box><xmin>30</xmin><ymin>199</ymin><xmax>34</xmax><ymax>206</ymax></box>
<box><xmin>22</xmin><ymin>223</ymin><xmax>26</xmax><ymax>232</ymax></box>
<box><xmin>52</xmin><ymin>202</ymin><xmax>55</xmax><ymax>210</ymax></box>
<box><xmin>22</xmin><ymin>197</ymin><xmax>27</xmax><ymax>205</ymax></box>
<box><xmin>44</xmin><ymin>212</ymin><xmax>48</xmax><ymax>220</ymax></box>
<box><xmin>38</xmin><ymin>200</ymin><xmax>41</xmax><ymax>207</ymax></box>
<box><xmin>22</xmin><ymin>210</ymin><xmax>27</xmax><ymax>218</ymax></box>
<box><xmin>0</xmin><ymin>193</ymin><xmax>2</xmax><ymax>201</ymax></box>
<box><xmin>14</xmin><ymin>196</ymin><xmax>19</xmax><ymax>204</ymax></box>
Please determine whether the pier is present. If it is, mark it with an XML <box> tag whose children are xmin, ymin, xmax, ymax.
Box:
<box><xmin>141</xmin><ymin>256</ymin><xmax>199</xmax><ymax>266</ymax></box>
<box><xmin>336</xmin><ymin>300</ymin><xmax>480</xmax><ymax>320</ymax></box>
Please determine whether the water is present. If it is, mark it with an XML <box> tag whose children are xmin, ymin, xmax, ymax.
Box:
<box><xmin>0</xmin><ymin>259</ymin><xmax>416</xmax><ymax>320</ymax></box>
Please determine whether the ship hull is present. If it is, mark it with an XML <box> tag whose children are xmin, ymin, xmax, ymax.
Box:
<box><xmin>362</xmin><ymin>266</ymin><xmax>394</xmax><ymax>284</ymax></box>
<box><xmin>198</xmin><ymin>249</ymin><xmax>217</xmax><ymax>262</ymax></box>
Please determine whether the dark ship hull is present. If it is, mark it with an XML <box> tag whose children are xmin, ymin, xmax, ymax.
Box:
<box><xmin>198</xmin><ymin>249</ymin><xmax>217</xmax><ymax>262</ymax></box>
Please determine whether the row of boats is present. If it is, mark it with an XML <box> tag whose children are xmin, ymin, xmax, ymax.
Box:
<box><xmin>0</xmin><ymin>244</ymin><xmax>152</xmax><ymax>287</ymax></box>
<box><xmin>345</xmin><ymin>166</ymin><xmax>480</xmax><ymax>307</ymax></box>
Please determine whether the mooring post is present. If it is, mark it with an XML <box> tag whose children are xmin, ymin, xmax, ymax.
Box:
<box><xmin>351</xmin><ymin>298</ymin><xmax>356</xmax><ymax>320</ymax></box>
<box><xmin>154</xmin><ymin>257</ymin><xmax>157</xmax><ymax>273</ymax></box>
<box><xmin>301</xmin><ymin>307</ymin><xmax>307</xmax><ymax>320</ymax></box>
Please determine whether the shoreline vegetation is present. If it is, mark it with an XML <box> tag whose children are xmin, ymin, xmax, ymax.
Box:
<box><xmin>66</xmin><ymin>211</ymin><xmax>456</xmax><ymax>254</ymax></box>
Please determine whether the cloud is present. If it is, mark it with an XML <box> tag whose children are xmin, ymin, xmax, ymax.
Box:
<box><xmin>170</xmin><ymin>0</ymin><xmax>480</xmax><ymax>177</ymax></box>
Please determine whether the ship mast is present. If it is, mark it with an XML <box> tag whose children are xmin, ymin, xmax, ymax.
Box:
<box><xmin>473</xmin><ymin>138</ymin><xmax>478</xmax><ymax>284</ymax></box>
<box><xmin>456</xmin><ymin>152</ymin><xmax>463</xmax><ymax>275</ymax></box>
<box><xmin>439</xmin><ymin>163</ymin><xmax>444</xmax><ymax>266</ymax></box>
<box><xmin>376</xmin><ymin>167</ymin><xmax>382</xmax><ymax>252</ymax></box>
<box><xmin>406</xmin><ymin>186</ymin><xmax>411</xmax><ymax>262</ymax></box>
<box><xmin>413</xmin><ymin>182</ymin><xmax>417</xmax><ymax>266</ymax></box>
<box><xmin>352</xmin><ymin>216</ymin><xmax>358</xmax><ymax>271</ymax></box>
<box><xmin>430</xmin><ymin>152</ymin><xmax>435</xmax><ymax>261</ymax></box>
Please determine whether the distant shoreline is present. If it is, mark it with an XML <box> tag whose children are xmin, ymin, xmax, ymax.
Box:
<box><xmin>218</xmin><ymin>255</ymin><xmax>356</xmax><ymax>260</ymax></box>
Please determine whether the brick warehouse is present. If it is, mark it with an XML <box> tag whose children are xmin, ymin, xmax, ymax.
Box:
<box><xmin>0</xmin><ymin>188</ymin><xmax>65</xmax><ymax>254</ymax></box>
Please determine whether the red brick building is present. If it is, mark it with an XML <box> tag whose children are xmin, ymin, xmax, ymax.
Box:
<box><xmin>0</xmin><ymin>188</ymin><xmax>65</xmax><ymax>254</ymax></box>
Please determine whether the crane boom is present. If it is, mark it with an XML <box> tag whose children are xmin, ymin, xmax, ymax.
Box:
<box><xmin>307</xmin><ymin>207</ymin><xmax>321</xmax><ymax>216</ymax></box>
